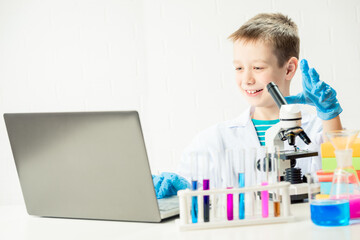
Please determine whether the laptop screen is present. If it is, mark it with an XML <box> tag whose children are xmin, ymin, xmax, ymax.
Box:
<box><xmin>4</xmin><ymin>111</ymin><xmax>162</xmax><ymax>222</ymax></box>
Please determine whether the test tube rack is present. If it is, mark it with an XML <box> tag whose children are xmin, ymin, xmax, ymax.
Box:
<box><xmin>176</xmin><ymin>182</ymin><xmax>295</xmax><ymax>231</ymax></box>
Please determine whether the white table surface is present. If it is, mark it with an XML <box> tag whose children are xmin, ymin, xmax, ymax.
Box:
<box><xmin>1</xmin><ymin>203</ymin><xmax>359</xmax><ymax>240</ymax></box>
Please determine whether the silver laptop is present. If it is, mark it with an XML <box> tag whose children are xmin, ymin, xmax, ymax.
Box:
<box><xmin>4</xmin><ymin>111</ymin><xmax>179</xmax><ymax>222</ymax></box>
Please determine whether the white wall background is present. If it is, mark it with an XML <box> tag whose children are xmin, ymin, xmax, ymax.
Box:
<box><xmin>0</xmin><ymin>0</ymin><xmax>360</xmax><ymax>205</ymax></box>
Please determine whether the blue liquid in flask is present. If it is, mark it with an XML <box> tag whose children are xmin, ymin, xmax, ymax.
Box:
<box><xmin>191</xmin><ymin>180</ymin><xmax>198</xmax><ymax>223</ymax></box>
<box><xmin>310</xmin><ymin>199</ymin><xmax>350</xmax><ymax>226</ymax></box>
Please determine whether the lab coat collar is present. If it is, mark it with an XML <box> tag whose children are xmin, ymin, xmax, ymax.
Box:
<box><xmin>226</xmin><ymin>106</ymin><xmax>254</xmax><ymax>128</ymax></box>
<box><xmin>226</xmin><ymin>105</ymin><xmax>312</xmax><ymax>128</ymax></box>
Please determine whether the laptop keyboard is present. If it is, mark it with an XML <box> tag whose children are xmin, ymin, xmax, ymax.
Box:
<box><xmin>157</xmin><ymin>195</ymin><xmax>179</xmax><ymax>212</ymax></box>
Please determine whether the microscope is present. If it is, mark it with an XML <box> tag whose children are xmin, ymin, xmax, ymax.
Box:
<box><xmin>265</xmin><ymin>82</ymin><xmax>318</xmax><ymax>202</ymax></box>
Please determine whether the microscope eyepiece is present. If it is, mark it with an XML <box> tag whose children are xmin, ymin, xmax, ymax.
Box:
<box><xmin>266</xmin><ymin>82</ymin><xmax>313</xmax><ymax>148</ymax></box>
<box><xmin>266</xmin><ymin>82</ymin><xmax>288</xmax><ymax>108</ymax></box>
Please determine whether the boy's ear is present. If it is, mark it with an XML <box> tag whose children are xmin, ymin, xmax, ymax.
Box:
<box><xmin>285</xmin><ymin>57</ymin><xmax>298</xmax><ymax>80</ymax></box>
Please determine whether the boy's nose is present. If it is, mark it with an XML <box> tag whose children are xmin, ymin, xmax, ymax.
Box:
<box><xmin>244</xmin><ymin>71</ymin><xmax>255</xmax><ymax>85</ymax></box>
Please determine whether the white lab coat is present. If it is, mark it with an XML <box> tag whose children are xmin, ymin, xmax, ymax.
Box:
<box><xmin>178</xmin><ymin>105</ymin><xmax>323</xmax><ymax>188</ymax></box>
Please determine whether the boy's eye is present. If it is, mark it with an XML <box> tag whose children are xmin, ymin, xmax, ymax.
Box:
<box><xmin>254</xmin><ymin>67</ymin><xmax>263</xmax><ymax>70</ymax></box>
<box><xmin>235</xmin><ymin>67</ymin><xmax>243</xmax><ymax>71</ymax></box>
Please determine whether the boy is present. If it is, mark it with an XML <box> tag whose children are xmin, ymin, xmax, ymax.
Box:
<box><xmin>154</xmin><ymin>13</ymin><xmax>342</xmax><ymax>198</ymax></box>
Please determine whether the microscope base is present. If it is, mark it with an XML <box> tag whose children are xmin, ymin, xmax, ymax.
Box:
<box><xmin>288</xmin><ymin>182</ymin><xmax>320</xmax><ymax>203</ymax></box>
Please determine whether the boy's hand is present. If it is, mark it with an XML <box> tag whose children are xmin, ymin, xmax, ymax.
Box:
<box><xmin>285</xmin><ymin>59</ymin><xmax>343</xmax><ymax>120</ymax></box>
<box><xmin>152</xmin><ymin>172</ymin><xmax>190</xmax><ymax>199</ymax></box>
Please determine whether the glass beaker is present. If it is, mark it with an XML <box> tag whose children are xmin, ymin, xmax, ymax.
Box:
<box><xmin>326</xmin><ymin>130</ymin><xmax>360</xmax><ymax>219</ymax></box>
<box><xmin>307</xmin><ymin>172</ymin><xmax>350</xmax><ymax>226</ymax></box>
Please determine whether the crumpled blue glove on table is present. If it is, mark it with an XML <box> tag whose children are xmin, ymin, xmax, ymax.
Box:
<box><xmin>285</xmin><ymin>59</ymin><xmax>343</xmax><ymax>120</ymax></box>
<box><xmin>152</xmin><ymin>172</ymin><xmax>191</xmax><ymax>199</ymax></box>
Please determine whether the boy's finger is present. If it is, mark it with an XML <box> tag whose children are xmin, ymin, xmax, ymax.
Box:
<box><xmin>284</xmin><ymin>92</ymin><xmax>305</xmax><ymax>104</ymax></box>
<box><xmin>300</xmin><ymin>59</ymin><xmax>312</xmax><ymax>89</ymax></box>
<box><xmin>309</xmin><ymin>68</ymin><xmax>320</xmax><ymax>84</ymax></box>
<box><xmin>313</xmin><ymin>81</ymin><xmax>326</xmax><ymax>95</ymax></box>
<box><xmin>319</xmin><ymin>85</ymin><xmax>337</xmax><ymax>103</ymax></box>
<box><xmin>300</xmin><ymin>59</ymin><xmax>309</xmax><ymax>72</ymax></box>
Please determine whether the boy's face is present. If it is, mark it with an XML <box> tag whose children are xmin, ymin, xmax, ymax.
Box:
<box><xmin>233</xmin><ymin>40</ymin><xmax>291</xmax><ymax>109</ymax></box>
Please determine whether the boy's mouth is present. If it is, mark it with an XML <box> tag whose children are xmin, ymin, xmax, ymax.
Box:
<box><xmin>245</xmin><ymin>89</ymin><xmax>263</xmax><ymax>96</ymax></box>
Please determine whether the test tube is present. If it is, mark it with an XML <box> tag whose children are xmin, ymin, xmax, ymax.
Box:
<box><xmin>210</xmin><ymin>149</ymin><xmax>224</xmax><ymax>219</ymax></box>
<box><xmin>201</xmin><ymin>153</ymin><xmax>210</xmax><ymax>222</ymax></box>
<box><xmin>211</xmin><ymin>149</ymin><xmax>223</xmax><ymax>189</ymax></box>
<box><xmin>270</xmin><ymin>146</ymin><xmax>281</xmax><ymax>217</ymax></box>
<box><xmin>258</xmin><ymin>147</ymin><xmax>269</xmax><ymax>218</ymax></box>
<box><xmin>234</xmin><ymin>149</ymin><xmax>245</xmax><ymax>219</ymax></box>
<box><xmin>247</xmin><ymin>148</ymin><xmax>257</xmax><ymax>216</ymax></box>
<box><xmin>190</xmin><ymin>153</ymin><xmax>198</xmax><ymax>223</ymax></box>
<box><xmin>225</xmin><ymin>149</ymin><xmax>234</xmax><ymax>221</ymax></box>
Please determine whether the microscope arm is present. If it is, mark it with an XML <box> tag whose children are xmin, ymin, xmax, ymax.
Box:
<box><xmin>264</xmin><ymin>122</ymin><xmax>284</xmax><ymax>151</ymax></box>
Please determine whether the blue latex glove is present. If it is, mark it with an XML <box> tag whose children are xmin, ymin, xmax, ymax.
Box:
<box><xmin>152</xmin><ymin>172</ymin><xmax>191</xmax><ymax>199</ymax></box>
<box><xmin>285</xmin><ymin>59</ymin><xmax>343</xmax><ymax>120</ymax></box>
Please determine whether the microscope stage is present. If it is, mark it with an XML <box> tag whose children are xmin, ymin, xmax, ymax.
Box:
<box><xmin>280</xmin><ymin>150</ymin><xmax>318</xmax><ymax>160</ymax></box>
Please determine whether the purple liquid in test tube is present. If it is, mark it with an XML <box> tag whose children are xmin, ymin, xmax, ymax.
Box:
<box><xmin>203</xmin><ymin>179</ymin><xmax>210</xmax><ymax>222</ymax></box>
<box><xmin>202</xmin><ymin>153</ymin><xmax>210</xmax><ymax>222</ymax></box>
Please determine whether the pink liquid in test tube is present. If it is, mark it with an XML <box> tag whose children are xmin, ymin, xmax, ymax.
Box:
<box><xmin>225</xmin><ymin>149</ymin><xmax>235</xmax><ymax>221</ymax></box>
<box><xmin>227</xmin><ymin>187</ymin><xmax>233</xmax><ymax>220</ymax></box>
<box><xmin>261</xmin><ymin>182</ymin><xmax>269</xmax><ymax>218</ymax></box>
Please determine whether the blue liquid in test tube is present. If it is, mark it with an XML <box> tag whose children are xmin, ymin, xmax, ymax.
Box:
<box><xmin>238</xmin><ymin>172</ymin><xmax>245</xmax><ymax>219</ymax></box>
<box><xmin>190</xmin><ymin>152</ymin><xmax>199</xmax><ymax>224</ymax></box>
<box><xmin>191</xmin><ymin>180</ymin><xmax>198</xmax><ymax>223</ymax></box>
<box><xmin>234</xmin><ymin>148</ymin><xmax>245</xmax><ymax>220</ymax></box>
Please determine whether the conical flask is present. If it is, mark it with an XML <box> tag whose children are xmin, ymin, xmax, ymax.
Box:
<box><xmin>326</xmin><ymin>130</ymin><xmax>359</xmax><ymax>151</ymax></box>
<box><xmin>326</xmin><ymin>130</ymin><xmax>360</xmax><ymax>219</ymax></box>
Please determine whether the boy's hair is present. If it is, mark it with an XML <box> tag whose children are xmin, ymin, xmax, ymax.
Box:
<box><xmin>228</xmin><ymin>13</ymin><xmax>299</xmax><ymax>67</ymax></box>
